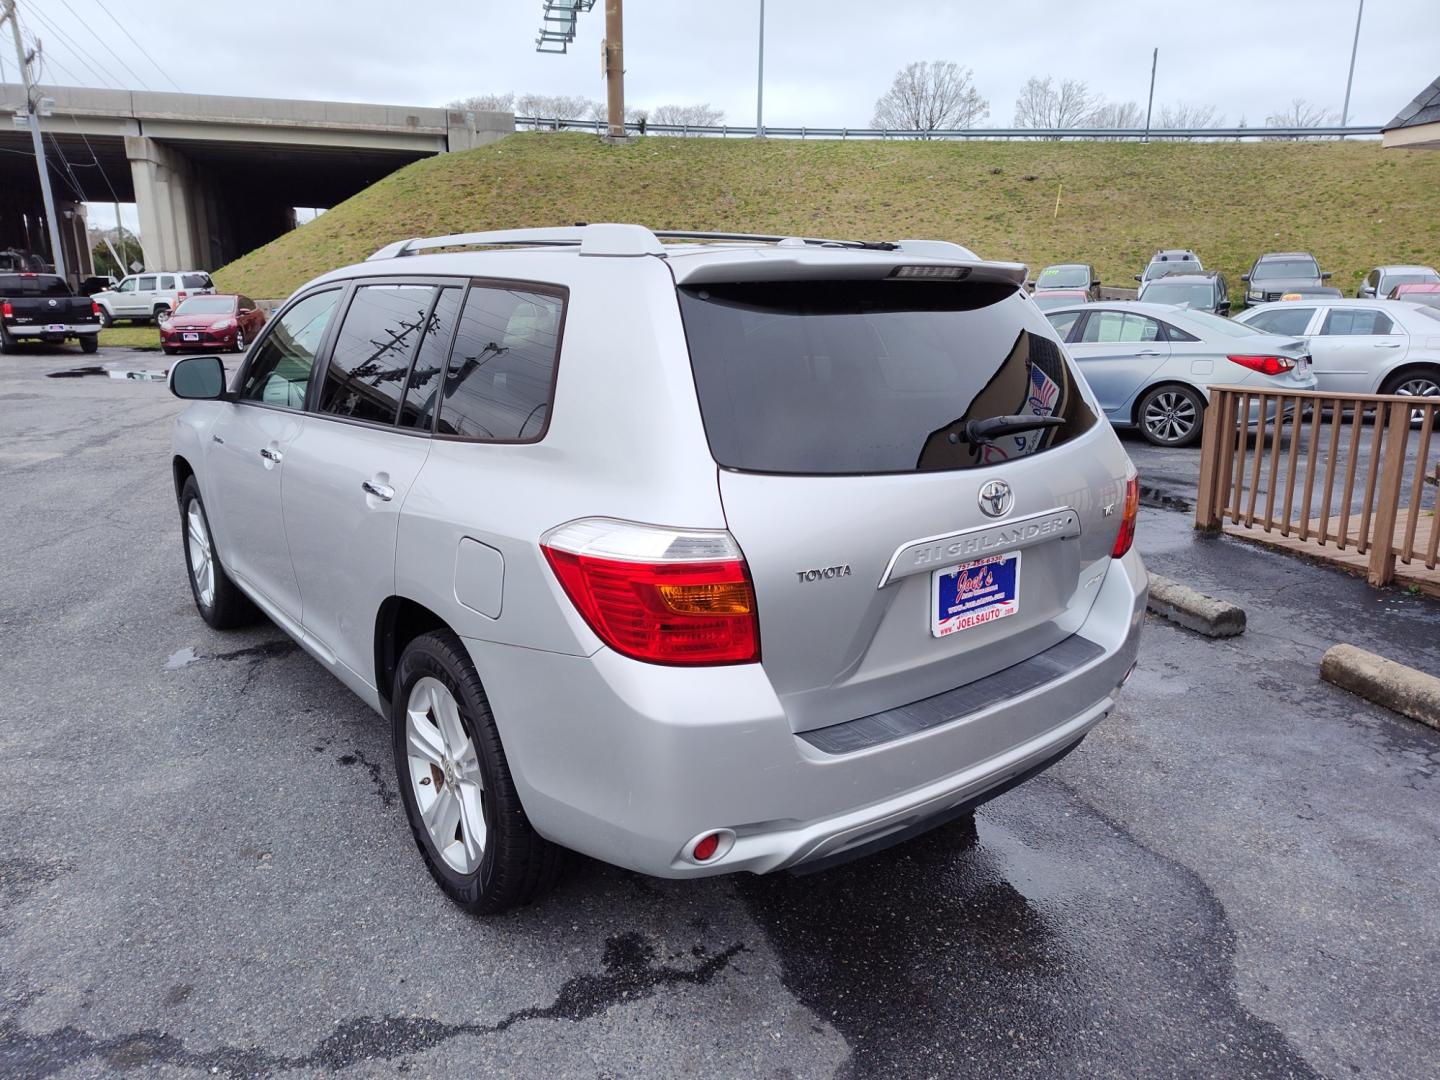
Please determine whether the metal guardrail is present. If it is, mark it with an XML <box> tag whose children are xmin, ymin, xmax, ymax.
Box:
<box><xmin>1196</xmin><ymin>386</ymin><xmax>1438</xmax><ymax>587</ymax></box>
<box><xmin>515</xmin><ymin>117</ymin><xmax>1385</xmax><ymax>141</ymax></box>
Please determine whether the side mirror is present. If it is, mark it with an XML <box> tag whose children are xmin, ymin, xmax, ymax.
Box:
<box><xmin>1321</xmin><ymin>271</ymin><xmax>1332</xmax><ymax>280</ymax></box>
<box><xmin>1240</xmin><ymin>274</ymin><xmax>1250</xmax><ymax>283</ymax></box>
<box><xmin>1218</xmin><ymin>300</ymin><xmax>1231</xmax><ymax>313</ymax></box>
<box><xmin>1091</xmin><ymin>278</ymin><xmax>1101</xmax><ymax>287</ymax></box>
<box><xmin>1133</xmin><ymin>274</ymin><xmax>1142</xmax><ymax>282</ymax></box>
<box><xmin>169</xmin><ymin>355</ymin><xmax>227</xmax><ymax>400</ymax></box>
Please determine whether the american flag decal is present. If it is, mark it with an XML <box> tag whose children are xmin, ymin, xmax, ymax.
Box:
<box><xmin>1028</xmin><ymin>363</ymin><xmax>1060</xmax><ymax>416</ymax></box>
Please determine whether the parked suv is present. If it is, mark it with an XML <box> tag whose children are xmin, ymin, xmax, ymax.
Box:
<box><xmin>167</xmin><ymin>224</ymin><xmax>1146</xmax><ymax>912</ymax></box>
<box><xmin>1357</xmin><ymin>264</ymin><xmax>1438</xmax><ymax>299</ymax></box>
<box><xmin>93</xmin><ymin>270</ymin><xmax>215</xmax><ymax>325</ymax></box>
<box><xmin>1241</xmin><ymin>252</ymin><xmax>1331</xmax><ymax>306</ymax></box>
<box><xmin>1135</xmin><ymin>248</ymin><xmax>1202</xmax><ymax>284</ymax></box>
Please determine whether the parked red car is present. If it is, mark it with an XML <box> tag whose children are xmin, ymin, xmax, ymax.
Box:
<box><xmin>1389</xmin><ymin>281</ymin><xmax>1440</xmax><ymax>310</ymax></box>
<box><xmin>160</xmin><ymin>294</ymin><xmax>265</xmax><ymax>354</ymax></box>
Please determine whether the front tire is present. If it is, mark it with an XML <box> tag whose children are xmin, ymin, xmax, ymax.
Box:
<box><xmin>233</xmin><ymin>328</ymin><xmax>246</xmax><ymax>353</ymax></box>
<box><xmin>392</xmin><ymin>631</ymin><xmax>563</xmax><ymax>914</ymax></box>
<box><xmin>179</xmin><ymin>477</ymin><xmax>256</xmax><ymax>629</ymax></box>
<box><xmin>1137</xmin><ymin>384</ymin><xmax>1205</xmax><ymax>447</ymax></box>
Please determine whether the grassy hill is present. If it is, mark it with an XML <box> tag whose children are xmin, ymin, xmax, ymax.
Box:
<box><xmin>216</xmin><ymin>133</ymin><xmax>1440</xmax><ymax>300</ymax></box>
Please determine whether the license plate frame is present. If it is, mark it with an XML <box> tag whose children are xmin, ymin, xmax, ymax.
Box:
<box><xmin>182</xmin><ymin>332</ymin><xmax>200</xmax><ymax>341</ymax></box>
<box><xmin>931</xmin><ymin>552</ymin><xmax>1022</xmax><ymax>638</ymax></box>
<box><xmin>45</xmin><ymin>323</ymin><xmax>66</xmax><ymax>333</ymax></box>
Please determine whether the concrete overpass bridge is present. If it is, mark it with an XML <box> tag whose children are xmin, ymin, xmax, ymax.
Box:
<box><xmin>0</xmin><ymin>84</ymin><xmax>512</xmax><ymax>277</ymax></box>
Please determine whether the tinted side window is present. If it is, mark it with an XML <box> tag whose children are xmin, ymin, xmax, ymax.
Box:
<box><xmin>435</xmin><ymin>286</ymin><xmax>564</xmax><ymax>441</ymax></box>
<box><xmin>1246</xmin><ymin>307</ymin><xmax>1314</xmax><ymax>336</ymax></box>
<box><xmin>398</xmin><ymin>287</ymin><xmax>462</xmax><ymax>431</ymax></box>
<box><xmin>1080</xmin><ymin>311</ymin><xmax>1161</xmax><ymax>343</ymax></box>
<box><xmin>160</xmin><ymin>276</ymin><xmax>175</xmax><ymax>290</ymax></box>
<box><xmin>182</xmin><ymin>273</ymin><xmax>211</xmax><ymax>289</ymax></box>
<box><xmin>1163</xmin><ymin>322</ymin><xmax>1200</xmax><ymax>343</ymax></box>
<box><xmin>239</xmin><ymin>289</ymin><xmax>341</xmax><ymax>409</ymax></box>
<box><xmin>137</xmin><ymin>276</ymin><xmax>156</xmax><ymax>290</ymax></box>
<box><xmin>1045</xmin><ymin>310</ymin><xmax>1083</xmax><ymax>341</ymax></box>
<box><xmin>1320</xmin><ymin>308</ymin><xmax>1394</xmax><ymax>336</ymax></box>
<box><xmin>319</xmin><ymin>284</ymin><xmax>436</xmax><ymax>424</ymax></box>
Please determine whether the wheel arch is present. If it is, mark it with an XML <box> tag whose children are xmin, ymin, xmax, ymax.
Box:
<box><xmin>1379</xmin><ymin>360</ymin><xmax>1440</xmax><ymax>394</ymax></box>
<box><xmin>172</xmin><ymin>454</ymin><xmax>196</xmax><ymax>500</ymax></box>
<box><xmin>375</xmin><ymin>596</ymin><xmax>452</xmax><ymax>711</ymax></box>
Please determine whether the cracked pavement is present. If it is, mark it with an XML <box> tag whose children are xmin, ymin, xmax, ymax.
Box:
<box><xmin>2</xmin><ymin>347</ymin><xmax>1438</xmax><ymax>1078</ymax></box>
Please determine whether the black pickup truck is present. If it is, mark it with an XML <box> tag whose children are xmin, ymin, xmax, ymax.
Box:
<box><xmin>0</xmin><ymin>272</ymin><xmax>101</xmax><ymax>354</ymax></box>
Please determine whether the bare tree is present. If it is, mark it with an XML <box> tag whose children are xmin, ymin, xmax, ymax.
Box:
<box><xmin>1013</xmin><ymin>77</ymin><xmax>1100</xmax><ymax>135</ymax></box>
<box><xmin>1265</xmin><ymin>98</ymin><xmax>1337</xmax><ymax>138</ymax></box>
<box><xmin>649</xmin><ymin>102</ymin><xmax>727</xmax><ymax>131</ymax></box>
<box><xmin>448</xmin><ymin>93</ymin><xmax>515</xmax><ymax>114</ymax></box>
<box><xmin>1088</xmin><ymin>99</ymin><xmax>1143</xmax><ymax>137</ymax></box>
<box><xmin>516</xmin><ymin>93</ymin><xmax>602</xmax><ymax>127</ymax></box>
<box><xmin>871</xmin><ymin>61</ymin><xmax>989</xmax><ymax>136</ymax></box>
<box><xmin>1155</xmin><ymin>101</ymin><xmax>1226</xmax><ymax>140</ymax></box>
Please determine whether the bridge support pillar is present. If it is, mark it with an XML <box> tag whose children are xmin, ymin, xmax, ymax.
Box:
<box><xmin>125</xmin><ymin>136</ymin><xmax>214</xmax><ymax>272</ymax></box>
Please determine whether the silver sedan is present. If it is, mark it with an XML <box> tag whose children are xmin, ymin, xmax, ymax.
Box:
<box><xmin>1042</xmin><ymin>300</ymin><xmax>1317</xmax><ymax>447</ymax></box>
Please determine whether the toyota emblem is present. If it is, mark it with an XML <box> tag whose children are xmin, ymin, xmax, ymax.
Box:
<box><xmin>977</xmin><ymin>479</ymin><xmax>1014</xmax><ymax>518</ymax></box>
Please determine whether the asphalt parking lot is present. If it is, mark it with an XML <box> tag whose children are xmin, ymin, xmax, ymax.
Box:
<box><xmin>3</xmin><ymin>345</ymin><xmax>1439</xmax><ymax>1079</ymax></box>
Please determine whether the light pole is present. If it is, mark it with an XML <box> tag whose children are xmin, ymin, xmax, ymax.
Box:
<box><xmin>1341</xmin><ymin>0</ymin><xmax>1365</xmax><ymax>127</ymax></box>
<box><xmin>1143</xmin><ymin>47</ymin><xmax>1158</xmax><ymax>142</ymax></box>
<box><xmin>756</xmin><ymin>0</ymin><xmax>765</xmax><ymax>137</ymax></box>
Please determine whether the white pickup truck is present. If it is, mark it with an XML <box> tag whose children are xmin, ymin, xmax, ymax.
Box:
<box><xmin>93</xmin><ymin>271</ymin><xmax>216</xmax><ymax>326</ymax></box>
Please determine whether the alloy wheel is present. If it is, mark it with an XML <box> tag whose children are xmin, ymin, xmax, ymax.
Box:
<box><xmin>405</xmin><ymin>676</ymin><xmax>487</xmax><ymax>874</ymax></box>
<box><xmin>186</xmin><ymin>500</ymin><xmax>215</xmax><ymax>609</ymax></box>
<box><xmin>1143</xmin><ymin>390</ymin><xmax>1198</xmax><ymax>444</ymax></box>
<box><xmin>1392</xmin><ymin>376</ymin><xmax>1440</xmax><ymax>425</ymax></box>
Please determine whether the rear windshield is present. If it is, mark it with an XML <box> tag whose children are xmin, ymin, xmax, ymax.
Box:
<box><xmin>1140</xmin><ymin>282</ymin><xmax>1215</xmax><ymax>307</ymax></box>
<box><xmin>1036</xmin><ymin>265</ymin><xmax>1089</xmax><ymax>288</ymax></box>
<box><xmin>175</xmin><ymin>296</ymin><xmax>234</xmax><ymax>315</ymax></box>
<box><xmin>678</xmin><ymin>281</ymin><xmax>1098</xmax><ymax>475</ymax></box>
<box><xmin>1253</xmin><ymin>258</ymin><xmax>1319</xmax><ymax>281</ymax></box>
<box><xmin>182</xmin><ymin>273</ymin><xmax>214</xmax><ymax>289</ymax></box>
<box><xmin>0</xmin><ymin>273</ymin><xmax>71</xmax><ymax>297</ymax></box>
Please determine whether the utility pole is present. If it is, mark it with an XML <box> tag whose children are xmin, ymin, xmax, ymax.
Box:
<box><xmin>1341</xmin><ymin>0</ymin><xmax>1365</xmax><ymax>127</ymax></box>
<box><xmin>1143</xmin><ymin>47</ymin><xmax>1158</xmax><ymax>143</ymax></box>
<box><xmin>756</xmin><ymin>0</ymin><xmax>765</xmax><ymax>137</ymax></box>
<box><xmin>602</xmin><ymin>0</ymin><xmax>625</xmax><ymax>140</ymax></box>
<box><xmin>2</xmin><ymin>0</ymin><xmax>66</xmax><ymax>278</ymax></box>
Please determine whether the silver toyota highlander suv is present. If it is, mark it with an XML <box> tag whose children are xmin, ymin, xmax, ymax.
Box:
<box><xmin>168</xmin><ymin>224</ymin><xmax>1146</xmax><ymax>913</ymax></box>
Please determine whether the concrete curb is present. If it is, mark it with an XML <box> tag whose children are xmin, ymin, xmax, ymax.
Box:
<box><xmin>1321</xmin><ymin>644</ymin><xmax>1440</xmax><ymax>731</ymax></box>
<box><xmin>1145</xmin><ymin>574</ymin><xmax>1247</xmax><ymax>637</ymax></box>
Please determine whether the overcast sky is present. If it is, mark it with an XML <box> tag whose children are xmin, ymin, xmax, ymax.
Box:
<box><xmin>22</xmin><ymin>0</ymin><xmax>1437</xmax><ymax>227</ymax></box>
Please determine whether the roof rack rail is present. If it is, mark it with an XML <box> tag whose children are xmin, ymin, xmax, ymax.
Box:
<box><xmin>367</xmin><ymin>225</ymin><xmax>983</xmax><ymax>262</ymax></box>
<box><xmin>367</xmin><ymin>224</ymin><xmax>665</xmax><ymax>261</ymax></box>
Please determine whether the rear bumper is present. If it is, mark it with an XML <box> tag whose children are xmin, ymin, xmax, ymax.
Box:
<box><xmin>6</xmin><ymin>323</ymin><xmax>99</xmax><ymax>338</ymax></box>
<box><xmin>466</xmin><ymin>549</ymin><xmax>1147</xmax><ymax>879</ymax></box>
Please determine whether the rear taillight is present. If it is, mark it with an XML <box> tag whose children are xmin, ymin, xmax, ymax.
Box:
<box><xmin>177</xmin><ymin>291</ymin><xmax>188</xmax><ymax>301</ymax></box>
<box><xmin>1</xmin><ymin>300</ymin><xmax>11</xmax><ymax>319</ymax></box>
<box><xmin>1112</xmin><ymin>472</ymin><xmax>1139</xmax><ymax>558</ymax></box>
<box><xmin>91</xmin><ymin>301</ymin><xmax>101</xmax><ymax>317</ymax></box>
<box><xmin>541</xmin><ymin>518</ymin><xmax>760</xmax><ymax>666</ymax></box>
<box><xmin>1227</xmin><ymin>354</ymin><xmax>1296</xmax><ymax>377</ymax></box>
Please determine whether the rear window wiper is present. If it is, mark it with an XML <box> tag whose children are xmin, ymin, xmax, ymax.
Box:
<box><xmin>965</xmin><ymin>414</ymin><xmax>1066</xmax><ymax>446</ymax></box>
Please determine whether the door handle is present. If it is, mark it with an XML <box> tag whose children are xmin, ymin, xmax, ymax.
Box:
<box><xmin>1135</xmin><ymin>349</ymin><xmax>1162</xmax><ymax>356</ymax></box>
<box><xmin>1373</xmin><ymin>342</ymin><xmax>1401</xmax><ymax>348</ymax></box>
<box><xmin>259</xmin><ymin>447</ymin><xmax>283</xmax><ymax>462</ymax></box>
<box><xmin>361</xmin><ymin>479</ymin><xmax>395</xmax><ymax>501</ymax></box>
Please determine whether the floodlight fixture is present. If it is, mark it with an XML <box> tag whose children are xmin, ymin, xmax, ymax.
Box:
<box><xmin>535</xmin><ymin>0</ymin><xmax>595</xmax><ymax>54</ymax></box>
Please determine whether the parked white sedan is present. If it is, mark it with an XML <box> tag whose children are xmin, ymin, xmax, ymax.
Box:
<box><xmin>1234</xmin><ymin>298</ymin><xmax>1440</xmax><ymax>401</ymax></box>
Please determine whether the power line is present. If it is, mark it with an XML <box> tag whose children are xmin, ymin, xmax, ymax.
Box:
<box><xmin>89</xmin><ymin>0</ymin><xmax>180</xmax><ymax>91</ymax></box>
<box><xmin>56</xmin><ymin>0</ymin><xmax>148</xmax><ymax>88</ymax></box>
<box><xmin>22</xmin><ymin>3</ymin><xmax>120</xmax><ymax>87</ymax></box>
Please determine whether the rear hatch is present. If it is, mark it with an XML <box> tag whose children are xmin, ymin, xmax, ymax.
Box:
<box><xmin>673</xmin><ymin>259</ymin><xmax>1131</xmax><ymax>733</ymax></box>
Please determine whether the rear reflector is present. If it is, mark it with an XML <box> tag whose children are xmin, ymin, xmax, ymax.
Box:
<box><xmin>891</xmin><ymin>264</ymin><xmax>967</xmax><ymax>280</ymax></box>
<box><xmin>1227</xmin><ymin>354</ymin><xmax>1296</xmax><ymax>377</ymax></box>
<box><xmin>1112</xmin><ymin>472</ymin><xmax>1139</xmax><ymax>558</ymax></box>
<box><xmin>542</xmin><ymin>519</ymin><xmax>760</xmax><ymax>665</ymax></box>
<box><xmin>692</xmin><ymin>833</ymin><xmax>720</xmax><ymax>861</ymax></box>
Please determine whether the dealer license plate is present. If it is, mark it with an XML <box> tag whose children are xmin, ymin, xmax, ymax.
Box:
<box><xmin>931</xmin><ymin>552</ymin><xmax>1021</xmax><ymax>638</ymax></box>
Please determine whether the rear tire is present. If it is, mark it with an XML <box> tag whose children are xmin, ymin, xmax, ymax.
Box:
<box><xmin>391</xmin><ymin>630</ymin><xmax>563</xmax><ymax>914</ymax></box>
<box><xmin>179</xmin><ymin>477</ymin><xmax>257</xmax><ymax>629</ymax></box>
<box><xmin>80</xmin><ymin>335</ymin><xmax>99</xmax><ymax>354</ymax></box>
<box><xmin>0</xmin><ymin>326</ymin><xmax>15</xmax><ymax>355</ymax></box>
<box><xmin>98</xmin><ymin>308</ymin><xmax>113</xmax><ymax>328</ymax></box>
<box><xmin>1136</xmin><ymin>384</ymin><xmax>1205</xmax><ymax>447</ymax></box>
<box><xmin>1380</xmin><ymin>368</ymin><xmax>1440</xmax><ymax>425</ymax></box>
<box><xmin>153</xmin><ymin>306</ymin><xmax>171</xmax><ymax>325</ymax></box>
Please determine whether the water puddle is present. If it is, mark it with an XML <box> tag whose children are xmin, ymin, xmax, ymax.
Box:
<box><xmin>165</xmin><ymin>647</ymin><xmax>200</xmax><ymax>670</ymax></box>
<box><xmin>1139</xmin><ymin>485</ymin><xmax>1193</xmax><ymax>514</ymax></box>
